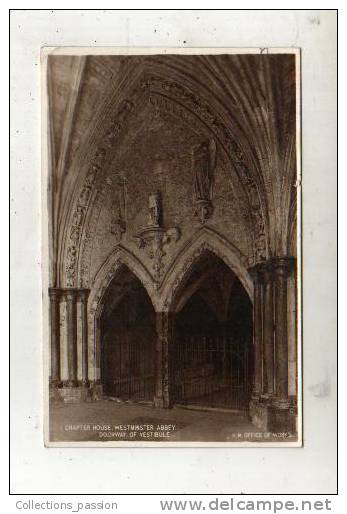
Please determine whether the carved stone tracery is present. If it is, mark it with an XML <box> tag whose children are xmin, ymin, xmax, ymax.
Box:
<box><xmin>65</xmin><ymin>74</ymin><xmax>268</xmax><ymax>289</ymax></box>
<box><xmin>89</xmin><ymin>247</ymin><xmax>159</xmax><ymax>318</ymax></box>
<box><xmin>86</xmin><ymin>227</ymin><xmax>253</xmax><ymax>389</ymax></box>
<box><xmin>139</xmin><ymin>75</ymin><xmax>268</xmax><ymax>263</ymax></box>
<box><xmin>64</xmin><ymin>99</ymin><xmax>136</xmax><ymax>287</ymax></box>
<box><xmin>158</xmin><ymin>227</ymin><xmax>252</xmax><ymax>312</ymax></box>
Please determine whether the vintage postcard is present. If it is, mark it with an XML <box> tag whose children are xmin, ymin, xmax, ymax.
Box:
<box><xmin>42</xmin><ymin>47</ymin><xmax>301</xmax><ymax>447</ymax></box>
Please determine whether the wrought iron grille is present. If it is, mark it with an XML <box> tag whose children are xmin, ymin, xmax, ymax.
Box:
<box><xmin>101</xmin><ymin>332</ymin><xmax>155</xmax><ymax>402</ymax></box>
<box><xmin>173</xmin><ymin>334</ymin><xmax>251</xmax><ymax>412</ymax></box>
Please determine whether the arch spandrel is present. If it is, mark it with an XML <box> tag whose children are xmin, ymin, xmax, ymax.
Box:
<box><xmin>87</xmin><ymin>228</ymin><xmax>252</xmax><ymax>318</ymax></box>
<box><xmin>62</xmin><ymin>67</ymin><xmax>265</xmax><ymax>289</ymax></box>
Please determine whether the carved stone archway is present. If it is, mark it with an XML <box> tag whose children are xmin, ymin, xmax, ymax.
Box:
<box><xmin>61</xmin><ymin>68</ymin><xmax>269</xmax><ymax>289</ymax></box>
<box><xmin>87</xmin><ymin>246</ymin><xmax>159</xmax><ymax>383</ymax></box>
<box><xmin>158</xmin><ymin>227</ymin><xmax>253</xmax><ymax>313</ymax></box>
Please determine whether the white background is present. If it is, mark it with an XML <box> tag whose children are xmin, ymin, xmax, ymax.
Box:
<box><xmin>9</xmin><ymin>8</ymin><xmax>337</xmax><ymax>496</ymax></box>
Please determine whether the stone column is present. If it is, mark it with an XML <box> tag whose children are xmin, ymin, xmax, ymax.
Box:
<box><xmin>154</xmin><ymin>312</ymin><xmax>174</xmax><ymax>408</ymax></box>
<box><xmin>248</xmin><ymin>265</ymin><xmax>263</xmax><ymax>397</ymax></box>
<box><xmin>262</xmin><ymin>264</ymin><xmax>274</xmax><ymax>396</ymax></box>
<box><xmin>79</xmin><ymin>289</ymin><xmax>90</xmax><ymax>386</ymax></box>
<box><xmin>273</xmin><ymin>257</ymin><xmax>295</xmax><ymax>401</ymax></box>
<box><xmin>249</xmin><ymin>257</ymin><xmax>297</xmax><ymax>432</ymax></box>
<box><xmin>49</xmin><ymin>288</ymin><xmax>61</xmax><ymax>385</ymax></box>
<box><xmin>287</xmin><ymin>269</ymin><xmax>297</xmax><ymax>398</ymax></box>
<box><xmin>66</xmin><ymin>290</ymin><xmax>78</xmax><ymax>386</ymax></box>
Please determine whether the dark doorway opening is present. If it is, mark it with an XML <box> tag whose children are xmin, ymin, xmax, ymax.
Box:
<box><xmin>173</xmin><ymin>252</ymin><xmax>253</xmax><ymax>412</ymax></box>
<box><xmin>100</xmin><ymin>267</ymin><xmax>156</xmax><ymax>402</ymax></box>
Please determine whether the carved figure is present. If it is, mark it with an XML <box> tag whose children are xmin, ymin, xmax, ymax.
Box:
<box><xmin>110</xmin><ymin>215</ymin><xmax>126</xmax><ymax>243</ymax></box>
<box><xmin>148</xmin><ymin>191</ymin><xmax>162</xmax><ymax>227</ymax></box>
<box><xmin>135</xmin><ymin>191</ymin><xmax>180</xmax><ymax>280</ymax></box>
<box><xmin>192</xmin><ymin>139</ymin><xmax>217</xmax><ymax>224</ymax></box>
<box><xmin>193</xmin><ymin>142</ymin><xmax>209</xmax><ymax>201</ymax></box>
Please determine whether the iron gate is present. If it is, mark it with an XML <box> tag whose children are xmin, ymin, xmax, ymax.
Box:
<box><xmin>101</xmin><ymin>331</ymin><xmax>155</xmax><ymax>402</ymax></box>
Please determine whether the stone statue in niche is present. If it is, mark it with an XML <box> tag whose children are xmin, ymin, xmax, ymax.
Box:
<box><xmin>134</xmin><ymin>191</ymin><xmax>180</xmax><ymax>281</ymax></box>
<box><xmin>192</xmin><ymin>138</ymin><xmax>217</xmax><ymax>224</ymax></box>
<box><xmin>110</xmin><ymin>213</ymin><xmax>126</xmax><ymax>243</ymax></box>
<box><xmin>148</xmin><ymin>190</ymin><xmax>162</xmax><ymax>227</ymax></box>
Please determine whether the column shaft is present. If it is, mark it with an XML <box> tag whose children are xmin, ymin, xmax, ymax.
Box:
<box><xmin>155</xmin><ymin>312</ymin><xmax>173</xmax><ymax>408</ymax></box>
<box><xmin>49</xmin><ymin>290</ymin><xmax>61</xmax><ymax>384</ymax></box>
<box><xmin>287</xmin><ymin>271</ymin><xmax>297</xmax><ymax>397</ymax></box>
<box><xmin>249</xmin><ymin>257</ymin><xmax>296</xmax><ymax>432</ymax></box>
<box><xmin>66</xmin><ymin>291</ymin><xmax>78</xmax><ymax>385</ymax></box>
<box><xmin>253</xmin><ymin>277</ymin><xmax>263</xmax><ymax>396</ymax></box>
<box><xmin>273</xmin><ymin>258</ymin><xmax>294</xmax><ymax>400</ymax></box>
<box><xmin>263</xmin><ymin>268</ymin><xmax>274</xmax><ymax>396</ymax></box>
<box><xmin>80</xmin><ymin>291</ymin><xmax>89</xmax><ymax>385</ymax></box>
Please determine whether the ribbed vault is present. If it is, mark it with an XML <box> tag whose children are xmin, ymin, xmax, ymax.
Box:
<box><xmin>47</xmin><ymin>53</ymin><xmax>297</xmax><ymax>289</ymax></box>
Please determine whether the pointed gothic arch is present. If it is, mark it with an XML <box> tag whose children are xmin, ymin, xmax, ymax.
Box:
<box><xmin>60</xmin><ymin>63</ymin><xmax>269</xmax><ymax>289</ymax></box>
<box><xmin>89</xmin><ymin>245</ymin><xmax>158</xmax><ymax>316</ymax></box>
<box><xmin>158</xmin><ymin>227</ymin><xmax>253</xmax><ymax>313</ymax></box>
<box><xmin>87</xmin><ymin>246</ymin><xmax>159</xmax><ymax>383</ymax></box>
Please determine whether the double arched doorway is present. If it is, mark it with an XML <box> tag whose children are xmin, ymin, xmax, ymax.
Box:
<box><xmin>99</xmin><ymin>251</ymin><xmax>253</xmax><ymax>412</ymax></box>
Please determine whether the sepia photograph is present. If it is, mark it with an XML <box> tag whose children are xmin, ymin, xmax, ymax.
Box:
<box><xmin>43</xmin><ymin>48</ymin><xmax>301</xmax><ymax>446</ymax></box>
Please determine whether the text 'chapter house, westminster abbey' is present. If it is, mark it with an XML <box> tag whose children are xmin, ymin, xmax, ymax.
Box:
<box><xmin>43</xmin><ymin>49</ymin><xmax>301</xmax><ymax>446</ymax></box>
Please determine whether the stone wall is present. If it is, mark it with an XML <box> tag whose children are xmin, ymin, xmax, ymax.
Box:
<box><xmin>47</xmin><ymin>54</ymin><xmax>298</xmax><ymax>433</ymax></box>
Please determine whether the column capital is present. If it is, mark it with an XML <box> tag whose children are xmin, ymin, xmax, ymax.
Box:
<box><xmin>249</xmin><ymin>257</ymin><xmax>296</xmax><ymax>282</ymax></box>
<box><xmin>78</xmin><ymin>289</ymin><xmax>90</xmax><ymax>303</ymax></box>
<box><xmin>48</xmin><ymin>287</ymin><xmax>63</xmax><ymax>300</ymax></box>
<box><xmin>248</xmin><ymin>262</ymin><xmax>267</xmax><ymax>284</ymax></box>
<box><xmin>270</xmin><ymin>256</ymin><xmax>296</xmax><ymax>278</ymax></box>
<box><xmin>49</xmin><ymin>288</ymin><xmax>90</xmax><ymax>300</ymax></box>
<box><xmin>65</xmin><ymin>290</ymin><xmax>76</xmax><ymax>302</ymax></box>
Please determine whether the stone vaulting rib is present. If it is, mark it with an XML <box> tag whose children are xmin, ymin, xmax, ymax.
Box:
<box><xmin>47</xmin><ymin>53</ymin><xmax>298</xmax><ymax>436</ymax></box>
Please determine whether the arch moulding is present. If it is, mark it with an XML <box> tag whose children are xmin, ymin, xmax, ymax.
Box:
<box><xmin>62</xmin><ymin>68</ymin><xmax>268</xmax><ymax>289</ymax></box>
<box><xmin>88</xmin><ymin>245</ymin><xmax>160</xmax><ymax>319</ymax></box>
<box><xmin>86</xmin><ymin>229</ymin><xmax>253</xmax><ymax>381</ymax></box>
<box><xmin>87</xmin><ymin>245</ymin><xmax>159</xmax><ymax>382</ymax></box>
<box><xmin>158</xmin><ymin>227</ymin><xmax>253</xmax><ymax>312</ymax></box>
